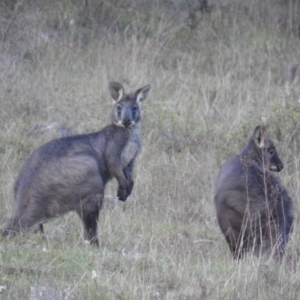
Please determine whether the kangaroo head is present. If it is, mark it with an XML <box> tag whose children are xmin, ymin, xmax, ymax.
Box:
<box><xmin>253</xmin><ymin>125</ymin><xmax>283</xmax><ymax>172</ymax></box>
<box><xmin>109</xmin><ymin>82</ymin><xmax>151</xmax><ymax>128</ymax></box>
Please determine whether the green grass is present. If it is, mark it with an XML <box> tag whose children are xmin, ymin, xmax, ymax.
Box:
<box><xmin>1</xmin><ymin>0</ymin><xmax>300</xmax><ymax>299</ymax></box>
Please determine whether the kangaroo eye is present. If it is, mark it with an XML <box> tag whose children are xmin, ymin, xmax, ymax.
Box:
<box><xmin>116</xmin><ymin>105</ymin><xmax>122</xmax><ymax>111</ymax></box>
<box><xmin>269</xmin><ymin>148</ymin><xmax>275</xmax><ymax>155</ymax></box>
<box><xmin>132</xmin><ymin>105</ymin><xmax>138</xmax><ymax>111</ymax></box>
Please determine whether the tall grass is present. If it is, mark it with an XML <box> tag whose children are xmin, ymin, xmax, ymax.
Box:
<box><xmin>1</xmin><ymin>0</ymin><xmax>300</xmax><ymax>299</ymax></box>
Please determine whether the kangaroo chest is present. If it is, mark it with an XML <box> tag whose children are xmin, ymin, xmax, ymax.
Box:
<box><xmin>120</xmin><ymin>130</ymin><xmax>141</xmax><ymax>167</ymax></box>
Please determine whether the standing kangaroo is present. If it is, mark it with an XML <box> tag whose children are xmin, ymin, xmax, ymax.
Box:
<box><xmin>4</xmin><ymin>82</ymin><xmax>151</xmax><ymax>246</ymax></box>
<box><xmin>214</xmin><ymin>125</ymin><xmax>293</xmax><ymax>259</ymax></box>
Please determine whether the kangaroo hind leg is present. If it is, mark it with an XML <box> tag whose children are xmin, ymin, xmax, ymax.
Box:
<box><xmin>77</xmin><ymin>193</ymin><xmax>103</xmax><ymax>247</ymax></box>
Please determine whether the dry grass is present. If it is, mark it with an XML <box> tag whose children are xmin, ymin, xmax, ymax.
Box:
<box><xmin>1</xmin><ymin>0</ymin><xmax>300</xmax><ymax>299</ymax></box>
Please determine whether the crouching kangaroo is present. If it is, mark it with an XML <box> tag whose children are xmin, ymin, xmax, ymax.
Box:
<box><xmin>4</xmin><ymin>82</ymin><xmax>151</xmax><ymax>246</ymax></box>
<box><xmin>214</xmin><ymin>125</ymin><xmax>293</xmax><ymax>260</ymax></box>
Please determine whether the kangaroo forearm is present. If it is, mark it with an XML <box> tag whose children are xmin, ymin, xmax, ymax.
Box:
<box><xmin>114</xmin><ymin>170</ymin><xmax>128</xmax><ymax>187</ymax></box>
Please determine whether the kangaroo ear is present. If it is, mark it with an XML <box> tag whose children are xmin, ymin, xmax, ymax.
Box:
<box><xmin>136</xmin><ymin>85</ymin><xmax>151</xmax><ymax>103</ymax></box>
<box><xmin>109</xmin><ymin>82</ymin><xmax>125</xmax><ymax>102</ymax></box>
<box><xmin>253</xmin><ymin>125</ymin><xmax>268</xmax><ymax>148</ymax></box>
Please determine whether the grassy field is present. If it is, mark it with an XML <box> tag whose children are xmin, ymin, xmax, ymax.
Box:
<box><xmin>1</xmin><ymin>0</ymin><xmax>300</xmax><ymax>299</ymax></box>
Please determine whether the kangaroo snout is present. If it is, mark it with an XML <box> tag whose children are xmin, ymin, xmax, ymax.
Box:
<box><xmin>276</xmin><ymin>162</ymin><xmax>284</xmax><ymax>172</ymax></box>
<box><xmin>122</xmin><ymin>117</ymin><xmax>132</xmax><ymax>128</ymax></box>
<box><xmin>269</xmin><ymin>160</ymin><xmax>283</xmax><ymax>172</ymax></box>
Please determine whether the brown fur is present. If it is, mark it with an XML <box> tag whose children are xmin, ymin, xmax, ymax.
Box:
<box><xmin>214</xmin><ymin>125</ymin><xmax>293</xmax><ymax>259</ymax></box>
<box><xmin>4</xmin><ymin>82</ymin><xmax>151</xmax><ymax>246</ymax></box>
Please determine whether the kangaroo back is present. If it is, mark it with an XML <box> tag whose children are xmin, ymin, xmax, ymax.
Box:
<box><xmin>4</xmin><ymin>82</ymin><xmax>151</xmax><ymax>247</ymax></box>
<box><xmin>214</xmin><ymin>125</ymin><xmax>293</xmax><ymax>260</ymax></box>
